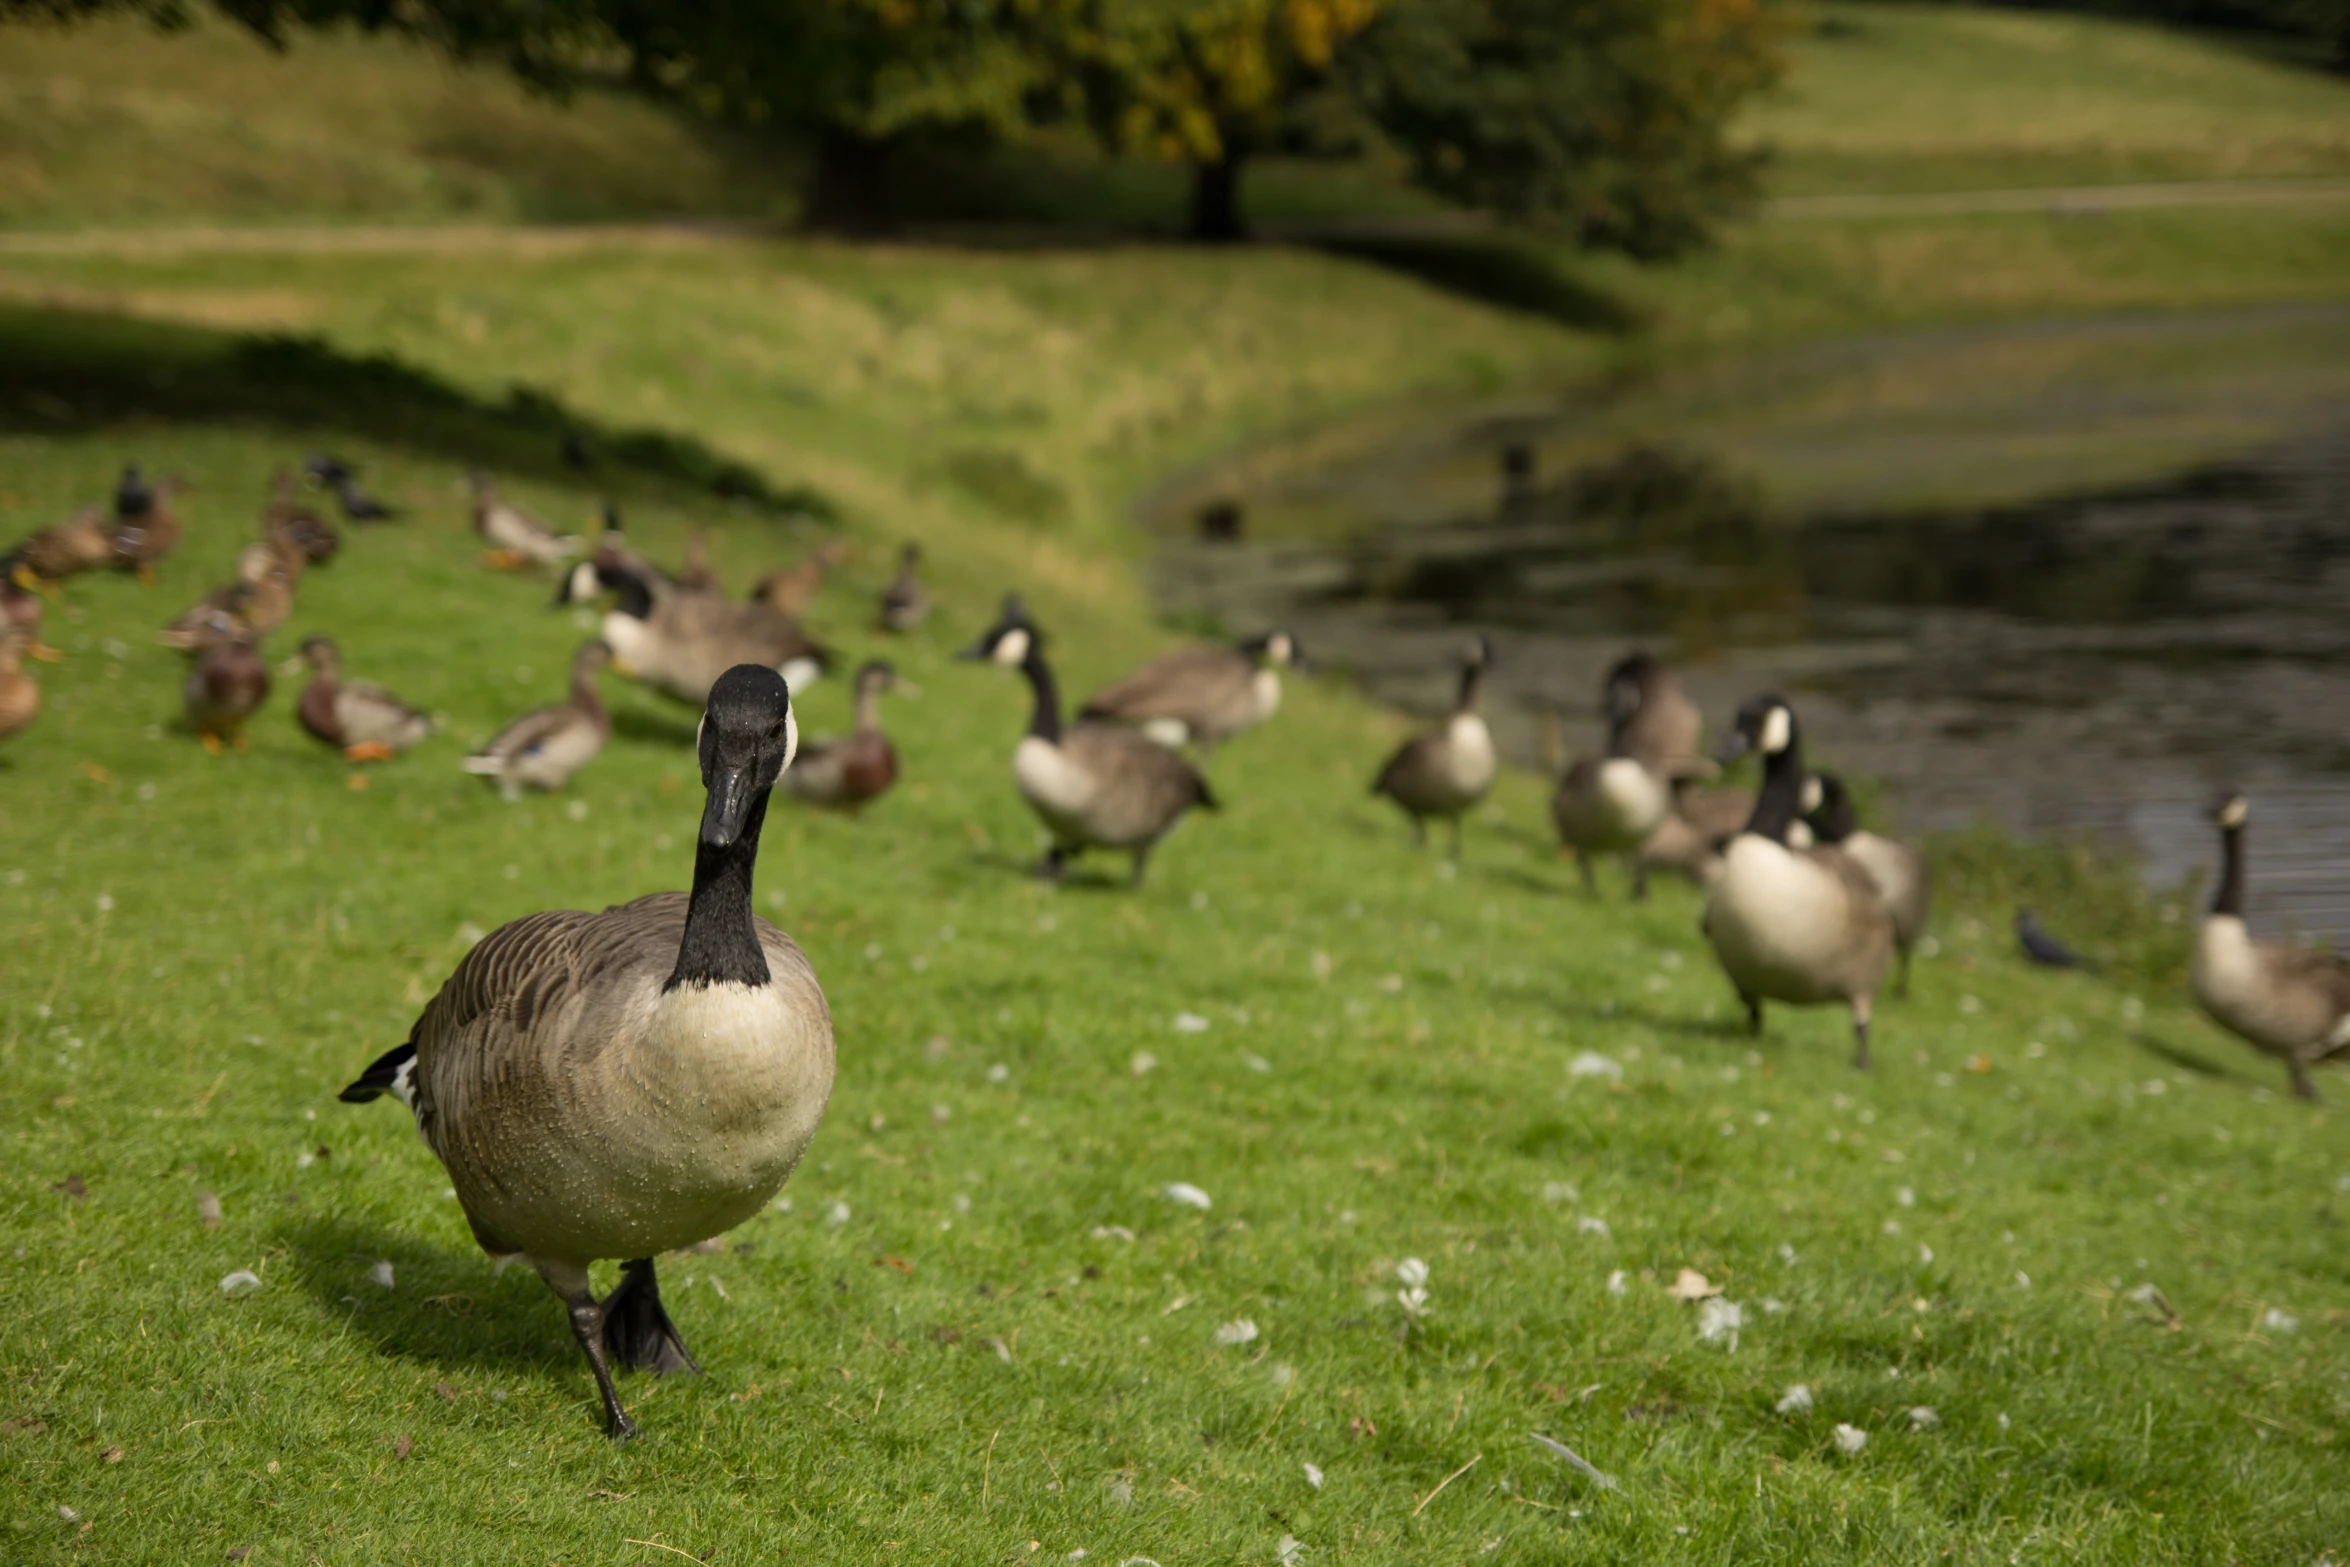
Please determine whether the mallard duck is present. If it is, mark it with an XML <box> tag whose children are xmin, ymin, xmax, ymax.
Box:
<box><xmin>781</xmin><ymin>660</ymin><xmax>902</xmax><ymax>811</ymax></box>
<box><xmin>1703</xmin><ymin>696</ymin><xmax>1895</xmax><ymax>1068</ymax></box>
<box><xmin>184</xmin><ymin>630</ymin><xmax>271</xmax><ymax>754</ymax></box>
<box><xmin>471</xmin><ymin>472</ymin><xmax>580</xmax><ymax>570</ymax></box>
<box><xmin>0</xmin><ymin>624</ymin><xmax>41</xmax><ymax>745</ymax></box>
<box><xmin>878</xmin><ymin>543</ymin><xmax>929</xmax><ymax>633</ymax></box>
<box><xmin>341</xmin><ymin>664</ymin><xmax>831</xmax><ymax>1439</ymax></box>
<box><xmin>1802</xmin><ymin>772</ymin><xmax>1933</xmax><ymax>997</ymax></box>
<box><xmin>575</xmin><ymin>559</ymin><xmax>828</xmax><ymax>703</ymax></box>
<box><xmin>7</xmin><ymin>505</ymin><xmax>115</xmax><ymax>590</ymax></box>
<box><xmin>264</xmin><ymin>468</ymin><xmax>340</xmax><ymax>567</ymax></box>
<box><xmin>960</xmin><ymin>598</ymin><xmax>1218</xmax><ymax>886</ymax></box>
<box><xmin>2191</xmin><ymin>791</ymin><xmax>2350</xmax><ymax>1100</ymax></box>
<box><xmin>1371</xmin><ymin>636</ymin><xmax>1497</xmax><ymax>857</ymax></box>
<box><xmin>109</xmin><ymin>468</ymin><xmax>187</xmax><ymax>584</ymax></box>
<box><xmin>462</xmin><ymin>640</ymin><xmax>612</xmax><ymax>799</ymax></box>
<box><xmin>676</xmin><ymin>530</ymin><xmax>722</xmax><ymax>596</ymax></box>
<box><xmin>294</xmin><ymin>635</ymin><xmax>434</xmax><ymax>761</ymax></box>
<box><xmin>752</xmin><ymin>540</ymin><xmax>849</xmax><ymax>619</ymax></box>
<box><xmin>159</xmin><ymin>544</ymin><xmax>294</xmax><ymax>652</ymax></box>
<box><xmin>1080</xmin><ymin>629</ymin><xmax>1304</xmax><ymax>759</ymax></box>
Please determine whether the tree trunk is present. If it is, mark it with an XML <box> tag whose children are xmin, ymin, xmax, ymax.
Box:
<box><xmin>1188</xmin><ymin>154</ymin><xmax>1247</xmax><ymax>243</ymax></box>
<box><xmin>804</xmin><ymin>129</ymin><xmax>894</xmax><ymax>235</ymax></box>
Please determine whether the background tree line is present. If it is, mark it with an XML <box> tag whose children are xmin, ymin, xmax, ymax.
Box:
<box><xmin>2</xmin><ymin>0</ymin><xmax>1784</xmax><ymax>256</ymax></box>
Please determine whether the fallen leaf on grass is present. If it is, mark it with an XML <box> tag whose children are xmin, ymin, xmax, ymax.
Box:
<box><xmin>51</xmin><ymin>1175</ymin><xmax>86</xmax><ymax>1199</ymax></box>
<box><xmin>433</xmin><ymin>1383</ymin><xmax>457</xmax><ymax>1402</ymax></box>
<box><xmin>1667</xmin><ymin>1269</ymin><xmax>1719</xmax><ymax>1301</ymax></box>
<box><xmin>195</xmin><ymin>1192</ymin><xmax>222</xmax><ymax>1228</ymax></box>
<box><xmin>100</xmin><ymin>1446</ymin><xmax>123</xmax><ymax>1463</ymax></box>
<box><xmin>391</xmin><ymin>1433</ymin><xmax>413</xmax><ymax>1461</ymax></box>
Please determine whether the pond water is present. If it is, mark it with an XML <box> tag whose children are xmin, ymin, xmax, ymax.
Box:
<box><xmin>1141</xmin><ymin>302</ymin><xmax>2350</xmax><ymax>940</ymax></box>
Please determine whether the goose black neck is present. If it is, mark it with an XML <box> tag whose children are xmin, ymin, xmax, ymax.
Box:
<box><xmin>1022</xmin><ymin>644</ymin><xmax>1063</xmax><ymax>744</ymax></box>
<box><xmin>1456</xmin><ymin>662</ymin><xmax>1485</xmax><ymax>716</ymax></box>
<box><xmin>667</xmin><ymin>791</ymin><xmax>773</xmax><ymax>990</ymax></box>
<box><xmin>2213</xmin><ymin>822</ymin><xmax>2245</xmax><ymax>917</ymax></box>
<box><xmin>1743</xmin><ymin>736</ymin><xmax>1807</xmax><ymax>845</ymax></box>
<box><xmin>609</xmin><ymin>570</ymin><xmax>654</xmax><ymax>621</ymax></box>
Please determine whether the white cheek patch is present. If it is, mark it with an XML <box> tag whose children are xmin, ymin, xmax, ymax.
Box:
<box><xmin>566</xmin><ymin>562</ymin><xmax>599</xmax><ymax>602</ymax></box>
<box><xmin>995</xmin><ymin>628</ymin><xmax>1031</xmax><ymax>667</ymax></box>
<box><xmin>781</xmin><ymin>707</ymin><xmax>799</xmax><ymax>773</ymax></box>
<box><xmin>778</xmin><ymin>657</ymin><xmax>821</xmax><ymax>693</ymax></box>
<box><xmin>1759</xmin><ymin>706</ymin><xmax>1791</xmax><ymax>756</ymax></box>
<box><xmin>1269</xmin><ymin>633</ymin><xmax>1292</xmax><ymax>666</ymax></box>
<box><xmin>2219</xmin><ymin>799</ymin><xmax>2248</xmax><ymax>829</ymax></box>
<box><xmin>1800</xmin><ymin>775</ymin><xmax>1822</xmax><ymax>812</ymax></box>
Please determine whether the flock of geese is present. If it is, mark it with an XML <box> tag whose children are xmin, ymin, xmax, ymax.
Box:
<box><xmin>8</xmin><ymin>460</ymin><xmax>2348</xmax><ymax>1439</ymax></box>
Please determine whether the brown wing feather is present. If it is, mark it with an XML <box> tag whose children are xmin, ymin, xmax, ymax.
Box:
<box><xmin>1082</xmin><ymin>646</ymin><xmax>1248</xmax><ymax>722</ymax></box>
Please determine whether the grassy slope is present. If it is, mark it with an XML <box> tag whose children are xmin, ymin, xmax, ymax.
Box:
<box><xmin>1</xmin><ymin>8</ymin><xmax>2349</xmax><ymax>1566</ymax></box>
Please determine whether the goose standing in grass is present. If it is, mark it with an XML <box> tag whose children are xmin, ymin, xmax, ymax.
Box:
<box><xmin>1080</xmin><ymin>629</ymin><xmax>1305</xmax><ymax>759</ymax></box>
<box><xmin>343</xmin><ymin>664</ymin><xmax>831</xmax><ymax>1439</ymax></box>
<box><xmin>1371</xmin><ymin>635</ymin><xmax>1497</xmax><ymax>856</ymax></box>
<box><xmin>294</xmin><ymin>635</ymin><xmax>435</xmax><ymax>761</ymax></box>
<box><xmin>108</xmin><ymin>468</ymin><xmax>186</xmax><ymax>584</ymax></box>
<box><xmin>463</xmin><ymin>640</ymin><xmax>612</xmax><ymax>799</ymax></box>
<box><xmin>878</xmin><ymin>543</ymin><xmax>929</xmax><ymax>633</ymax></box>
<box><xmin>960</xmin><ymin>598</ymin><xmax>1218</xmax><ymax>886</ymax></box>
<box><xmin>2190</xmin><ymin>791</ymin><xmax>2350</xmax><ymax>1100</ymax></box>
<box><xmin>753</xmin><ymin>540</ymin><xmax>849</xmax><ymax>619</ymax></box>
<box><xmin>471</xmin><ymin>472</ymin><xmax>580</xmax><ymax>570</ymax></box>
<box><xmin>1549</xmin><ymin>654</ymin><xmax>1691</xmax><ymax>897</ymax></box>
<box><xmin>1703</xmin><ymin>695</ymin><xmax>1895</xmax><ymax>1067</ymax></box>
<box><xmin>568</xmin><ymin>558</ymin><xmax>827</xmax><ymax>703</ymax></box>
<box><xmin>1802</xmin><ymin>771</ymin><xmax>1933</xmax><ymax>997</ymax></box>
<box><xmin>7</xmin><ymin>505</ymin><xmax>115</xmax><ymax>590</ymax></box>
<box><xmin>782</xmin><ymin>660</ymin><xmax>903</xmax><ymax>811</ymax></box>
<box><xmin>1639</xmin><ymin>775</ymin><xmax>1755</xmax><ymax>890</ymax></box>
<box><xmin>0</xmin><ymin>624</ymin><xmax>41</xmax><ymax>745</ymax></box>
<box><xmin>184</xmin><ymin>629</ymin><xmax>271</xmax><ymax>754</ymax></box>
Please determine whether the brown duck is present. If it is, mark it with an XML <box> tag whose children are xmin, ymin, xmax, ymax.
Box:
<box><xmin>185</xmin><ymin>630</ymin><xmax>272</xmax><ymax>754</ymax></box>
<box><xmin>295</xmin><ymin>635</ymin><xmax>434</xmax><ymax>761</ymax></box>
<box><xmin>781</xmin><ymin>660</ymin><xmax>902</xmax><ymax>811</ymax></box>
<box><xmin>160</xmin><ymin>544</ymin><xmax>294</xmax><ymax>652</ymax></box>
<box><xmin>0</xmin><ymin>624</ymin><xmax>41</xmax><ymax>745</ymax></box>
<box><xmin>753</xmin><ymin>540</ymin><xmax>849</xmax><ymax>618</ymax></box>
<box><xmin>7</xmin><ymin>505</ymin><xmax>114</xmax><ymax>590</ymax></box>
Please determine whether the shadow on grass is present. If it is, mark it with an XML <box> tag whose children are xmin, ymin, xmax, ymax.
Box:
<box><xmin>2131</xmin><ymin>1029</ymin><xmax>2247</xmax><ymax>1082</ymax></box>
<box><xmin>1310</xmin><ymin>237</ymin><xmax>1646</xmax><ymax>336</ymax></box>
<box><xmin>0</xmin><ymin>302</ymin><xmax>834</xmax><ymax>519</ymax></box>
<box><xmin>610</xmin><ymin>706</ymin><xmax>702</xmax><ymax>748</ymax></box>
<box><xmin>274</xmin><ymin>1213</ymin><xmax>572</xmax><ymax>1378</ymax></box>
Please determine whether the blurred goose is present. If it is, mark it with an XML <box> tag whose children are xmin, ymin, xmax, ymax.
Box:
<box><xmin>960</xmin><ymin>598</ymin><xmax>1217</xmax><ymax>886</ymax></box>
<box><xmin>1803</xmin><ymin>771</ymin><xmax>1933</xmax><ymax>997</ymax></box>
<box><xmin>753</xmin><ymin>540</ymin><xmax>849</xmax><ymax>618</ymax></box>
<box><xmin>184</xmin><ymin>629</ymin><xmax>271</xmax><ymax>754</ymax></box>
<box><xmin>109</xmin><ymin>468</ymin><xmax>187</xmax><ymax>583</ymax></box>
<box><xmin>568</xmin><ymin>559</ymin><xmax>827</xmax><ymax>703</ymax></box>
<box><xmin>264</xmin><ymin>468</ymin><xmax>340</xmax><ymax>567</ymax></box>
<box><xmin>2191</xmin><ymin>792</ymin><xmax>2350</xmax><ymax>1100</ymax></box>
<box><xmin>471</xmin><ymin>472</ymin><xmax>580</xmax><ymax>570</ymax></box>
<box><xmin>878</xmin><ymin>542</ymin><xmax>929</xmax><ymax>633</ymax></box>
<box><xmin>1550</xmin><ymin>655</ymin><xmax>1686</xmax><ymax>897</ymax></box>
<box><xmin>159</xmin><ymin>544</ymin><xmax>293</xmax><ymax>651</ymax></box>
<box><xmin>1610</xmin><ymin>652</ymin><xmax>1705</xmax><ymax>772</ymax></box>
<box><xmin>294</xmin><ymin>635</ymin><xmax>434</xmax><ymax>761</ymax></box>
<box><xmin>1080</xmin><ymin>629</ymin><xmax>1304</xmax><ymax>758</ymax></box>
<box><xmin>1704</xmin><ymin>696</ymin><xmax>1895</xmax><ymax>1068</ymax></box>
<box><xmin>8</xmin><ymin>505</ymin><xmax>115</xmax><ymax>589</ymax></box>
<box><xmin>1371</xmin><ymin>635</ymin><xmax>1497</xmax><ymax>856</ymax></box>
<box><xmin>782</xmin><ymin>660</ymin><xmax>902</xmax><ymax>811</ymax></box>
<box><xmin>1639</xmin><ymin>775</ymin><xmax>1754</xmax><ymax>889</ymax></box>
<box><xmin>342</xmin><ymin>664</ymin><xmax>831</xmax><ymax>1439</ymax></box>
<box><xmin>0</xmin><ymin>624</ymin><xmax>40</xmax><ymax>745</ymax></box>
<box><xmin>463</xmin><ymin>640</ymin><xmax>612</xmax><ymax>799</ymax></box>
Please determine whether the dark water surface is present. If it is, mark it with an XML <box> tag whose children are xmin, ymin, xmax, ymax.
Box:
<box><xmin>1141</xmin><ymin>304</ymin><xmax>2350</xmax><ymax>940</ymax></box>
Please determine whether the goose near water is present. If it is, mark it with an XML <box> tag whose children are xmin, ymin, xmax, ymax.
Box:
<box><xmin>1550</xmin><ymin>654</ymin><xmax>1690</xmax><ymax>897</ymax></box>
<box><xmin>1080</xmin><ymin>629</ymin><xmax>1304</xmax><ymax>758</ymax></box>
<box><xmin>1703</xmin><ymin>696</ymin><xmax>1896</xmax><ymax>1067</ymax></box>
<box><xmin>1371</xmin><ymin>635</ymin><xmax>1497</xmax><ymax>857</ymax></box>
<box><xmin>343</xmin><ymin>664</ymin><xmax>833</xmax><ymax>1438</ymax></box>
<box><xmin>1802</xmin><ymin>771</ymin><xmax>1933</xmax><ymax>997</ymax></box>
<box><xmin>2190</xmin><ymin>792</ymin><xmax>2350</xmax><ymax>1100</ymax></box>
<box><xmin>961</xmin><ymin>598</ymin><xmax>1218</xmax><ymax>886</ymax></box>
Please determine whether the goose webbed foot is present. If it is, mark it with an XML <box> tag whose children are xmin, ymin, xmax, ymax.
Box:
<box><xmin>1743</xmin><ymin>994</ymin><xmax>1763</xmax><ymax>1036</ymax></box>
<box><xmin>563</xmin><ymin>1293</ymin><xmax>639</xmax><ymax>1442</ymax></box>
<box><xmin>1039</xmin><ymin>845</ymin><xmax>1070</xmax><ymax>882</ymax></box>
<box><xmin>1850</xmin><ymin>1001</ymin><xmax>1874</xmax><ymax>1071</ymax></box>
<box><xmin>603</xmin><ymin>1257</ymin><xmax>701</xmax><ymax>1376</ymax></box>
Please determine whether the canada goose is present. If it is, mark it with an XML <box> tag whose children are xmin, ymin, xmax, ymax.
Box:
<box><xmin>568</xmin><ymin>559</ymin><xmax>828</xmax><ymax>703</ymax></box>
<box><xmin>959</xmin><ymin>599</ymin><xmax>1218</xmax><ymax>886</ymax></box>
<box><xmin>159</xmin><ymin>544</ymin><xmax>294</xmax><ymax>652</ymax></box>
<box><xmin>559</xmin><ymin>513</ymin><xmax>672</xmax><ymax>599</ymax></box>
<box><xmin>752</xmin><ymin>540</ymin><xmax>850</xmax><ymax>619</ymax></box>
<box><xmin>1372</xmin><ymin>635</ymin><xmax>1497</xmax><ymax>857</ymax></box>
<box><xmin>0</xmin><ymin>624</ymin><xmax>40</xmax><ymax>744</ymax></box>
<box><xmin>2190</xmin><ymin>792</ymin><xmax>2350</xmax><ymax>1101</ymax></box>
<box><xmin>183</xmin><ymin>630</ymin><xmax>271</xmax><ymax>754</ymax></box>
<box><xmin>1</xmin><ymin>575</ymin><xmax>59</xmax><ymax>663</ymax></box>
<box><xmin>471</xmin><ymin>472</ymin><xmax>580</xmax><ymax>570</ymax></box>
<box><xmin>878</xmin><ymin>543</ymin><xmax>930</xmax><ymax>633</ymax></box>
<box><xmin>781</xmin><ymin>660</ymin><xmax>902</xmax><ymax>811</ymax></box>
<box><xmin>462</xmin><ymin>640</ymin><xmax>612</xmax><ymax>799</ymax></box>
<box><xmin>7</xmin><ymin>505</ymin><xmax>115</xmax><ymax>589</ymax></box>
<box><xmin>1802</xmin><ymin>771</ymin><xmax>1933</xmax><ymax>998</ymax></box>
<box><xmin>342</xmin><ymin>663</ymin><xmax>831</xmax><ymax>1439</ymax></box>
<box><xmin>264</xmin><ymin>468</ymin><xmax>340</xmax><ymax>567</ymax></box>
<box><xmin>1549</xmin><ymin>655</ymin><xmax>1686</xmax><ymax>897</ymax></box>
<box><xmin>1639</xmin><ymin>776</ymin><xmax>1755</xmax><ymax>889</ymax></box>
<box><xmin>109</xmin><ymin>468</ymin><xmax>187</xmax><ymax>583</ymax></box>
<box><xmin>1703</xmin><ymin>696</ymin><xmax>1896</xmax><ymax>1068</ymax></box>
<box><xmin>1079</xmin><ymin>629</ymin><xmax>1304</xmax><ymax>758</ymax></box>
<box><xmin>294</xmin><ymin>635</ymin><xmax>434</xmax><ymax>761</ymax></box>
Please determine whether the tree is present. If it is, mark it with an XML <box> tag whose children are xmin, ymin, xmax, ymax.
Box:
<box><xmin>1342</xmin><ymin>0</ymin><xmax>1785</xmax><ymax>260</ymax></box>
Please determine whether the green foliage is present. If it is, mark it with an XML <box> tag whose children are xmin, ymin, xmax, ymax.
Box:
<box><xmin>1342</xmin><ymin>0</ymin><xmax>1786</xmax><ymax>258</ymax></box>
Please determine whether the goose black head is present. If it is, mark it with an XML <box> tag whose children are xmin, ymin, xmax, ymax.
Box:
<box><xmin>697</xmin><ymin>664</ymin><xmax>798</xmax><ymax>849</ymax></box>
<box><xmin>1803</xmin><ymin>770</ymin><xmax>1859</xmax><ymax>845</ymax></box>
<box><xmin>2208</xmin><ymin>790</ymin><xmax>2248</xmax><ymax>832</ymax></box>
<box><xmin>1602</xmin><ymin>652</ymin><xmax>1660</xmax><ymax>725</ymax></box>
<box><xmin>1719</xmin><ymin>693</ymin><xmax>1796</xmax><ymax>766</ymax></box>
<box><xmin>956</xmin><ymin>596</ymin><xmax>1039</xmax><ymax>667</ymax></box>
<box><xmin>1466</xmin><ymin>634</ymin><xmax>1497</xmax><ymax>671</ymax></box>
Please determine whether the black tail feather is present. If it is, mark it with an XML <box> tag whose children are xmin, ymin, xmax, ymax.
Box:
<box><xmin>339</xmin><ymin>1042</ymin><xmax>415</xmax><ymax>1103</ymax></box>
